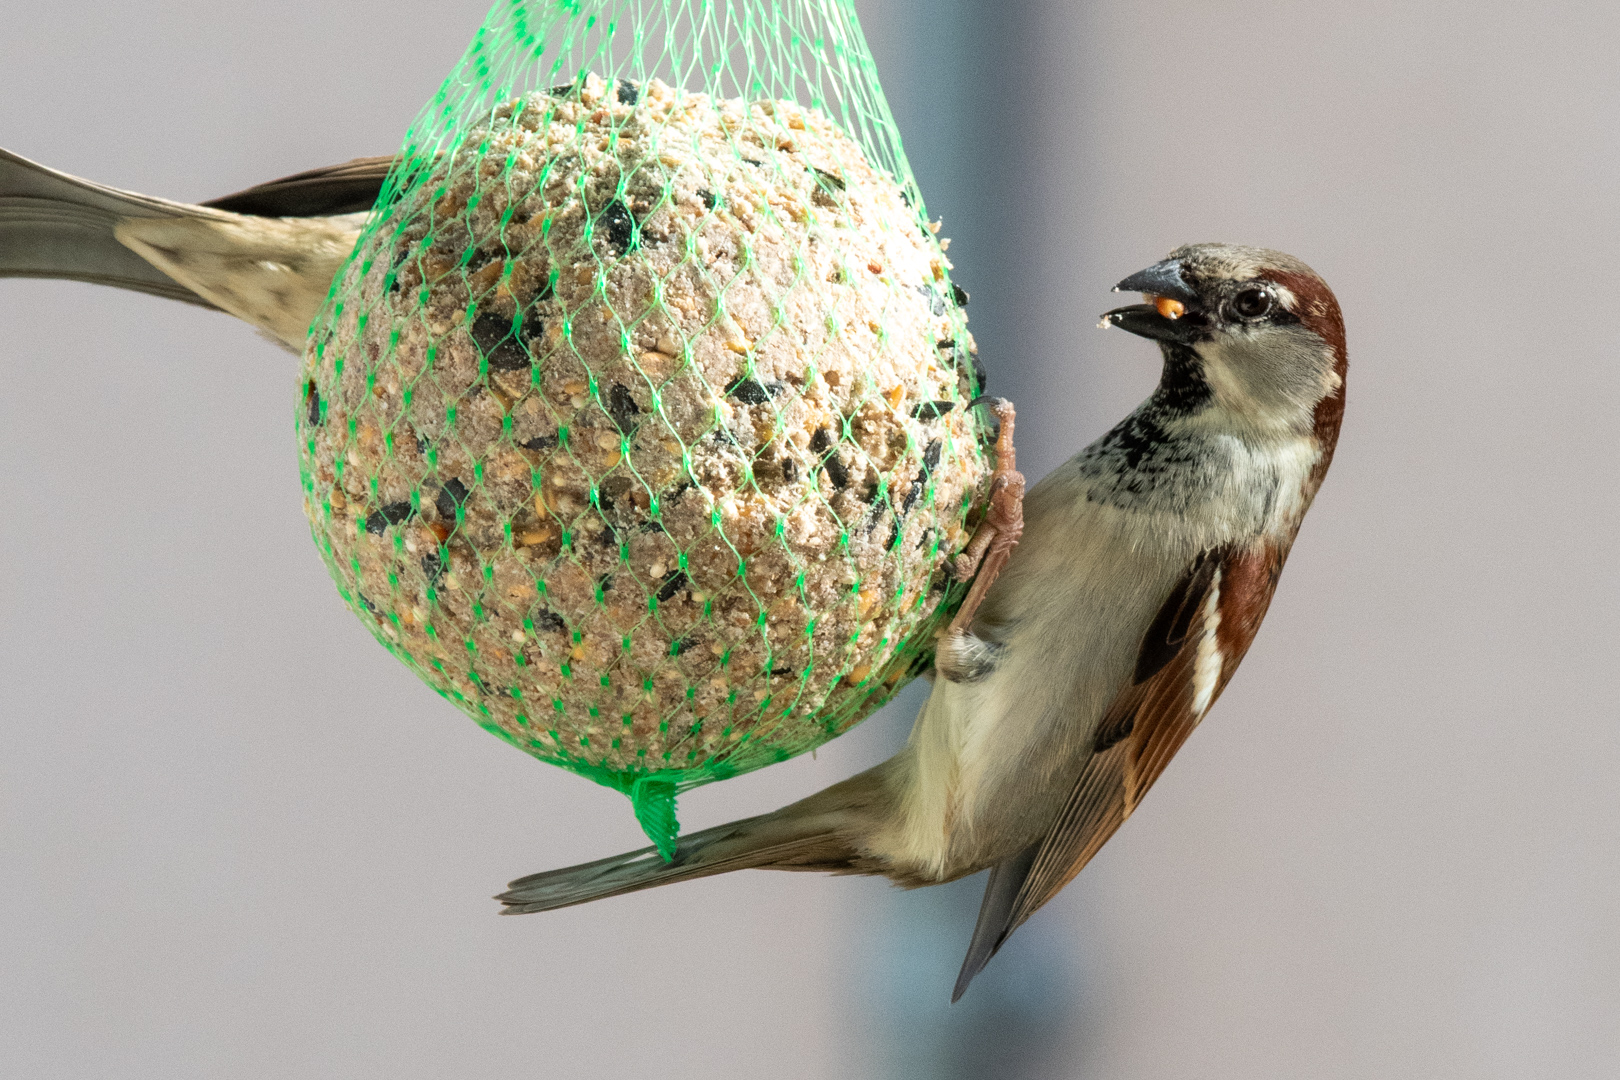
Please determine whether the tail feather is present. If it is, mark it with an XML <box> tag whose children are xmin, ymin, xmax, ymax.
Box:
<box><xmin>499</xmin><ymin>770</ymin><xmax>892</xmax><ymax>914</ymax></box>
<box><xmin>951</xmin><ymin>843</ymin><xmax>1039</xmax><ymax>1002</ymax></box>
<box><xmin>2</xmin><ymin>147</ymin><xmax>373</xmax><ymax>350</ymax></box>
<box><xmin>0</xmin><ymin>147</ymin><xmax>216</xmax><ymax>307</ymax></box>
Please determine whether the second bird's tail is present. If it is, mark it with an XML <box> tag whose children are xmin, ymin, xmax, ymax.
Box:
<box><xmin>0</xmin><ymin>147</ymin><xmax>392</xmax><ymax>350</ymax></box>
<box><xmin>0</xmin><ymin>146</ymin><xmax>215</xmax><ymax>307</ymax></box>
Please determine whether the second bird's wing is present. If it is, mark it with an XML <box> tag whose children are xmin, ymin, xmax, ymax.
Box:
<box><xmin>202</xmin><ymin>156</ymin><xmax>396</xmax><ymax>218</ymax></box>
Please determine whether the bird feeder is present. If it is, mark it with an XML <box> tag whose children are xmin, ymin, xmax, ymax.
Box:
<box><xmin>298</xmin><ymin>0</ymin><xmax>994</xmax><ymax>855</ymax></box>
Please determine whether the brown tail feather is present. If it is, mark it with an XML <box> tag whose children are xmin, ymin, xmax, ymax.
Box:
<box><xmin>497</xmin><ymin>769</ymin><xmax>891</xmax><ymax>914</ymax></box>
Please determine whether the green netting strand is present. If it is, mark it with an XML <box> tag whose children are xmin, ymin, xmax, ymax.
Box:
<box><xmin>297</xmin><ymin>0</ymin><xmax>993</xmax><ymax>854</ymax></box>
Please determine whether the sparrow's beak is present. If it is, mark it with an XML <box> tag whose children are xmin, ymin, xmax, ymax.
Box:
<box><xmin>1100</xmin><ymin>258</ymin><xmax>1204</xmax><ymax>343</ymax></box>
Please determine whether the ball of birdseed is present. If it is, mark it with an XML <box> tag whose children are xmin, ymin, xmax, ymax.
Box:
<box><xmin>299</xmin><ymin>74</ymin><xmax>991</xmax><ymax>780</ymax></box>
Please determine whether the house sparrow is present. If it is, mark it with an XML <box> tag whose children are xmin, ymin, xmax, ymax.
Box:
<box><xmin>0</xmin><ymin>145</ymin><xmax>390</xmax><ymax>350</ymax></box>
<box><xmin>497</xmin><ymin>243</ymin><xmax>1347</xmax><ymax>1001</ymax></box>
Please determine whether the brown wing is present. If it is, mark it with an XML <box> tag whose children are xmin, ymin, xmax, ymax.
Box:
<box><xmin>201</xmin><ymin>156</ymin><xmax>396</xmax><ymax>218</ymax></box>
<box><xmin>952</xmin><ymin>542</ymin><xmax>1285</xmax><ymax>1001</ymax></box>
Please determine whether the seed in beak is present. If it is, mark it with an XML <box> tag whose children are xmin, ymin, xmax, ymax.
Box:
<box><xmin>1150</xmin><ymin>294</ymin><xmax>1186</xmax><ymax>320</ymax></box>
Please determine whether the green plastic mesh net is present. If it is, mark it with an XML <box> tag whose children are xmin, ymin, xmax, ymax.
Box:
<box><xmin>297</xmin><ymin>0</ymin><xmax>992</xmax><ymax>856</ymax></box>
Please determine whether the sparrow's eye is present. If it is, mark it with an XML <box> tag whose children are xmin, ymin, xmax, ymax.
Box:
<box><xmin>1230</xmin><ymin>287</ymin><xmax>1273</xmax><ymax>320</ymax></box>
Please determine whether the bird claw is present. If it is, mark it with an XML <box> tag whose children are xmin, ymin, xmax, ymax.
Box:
<box><xmin>945</xmin><ymin>399</ymin><xmax>1025</xmax><ymax>637</ymax></box>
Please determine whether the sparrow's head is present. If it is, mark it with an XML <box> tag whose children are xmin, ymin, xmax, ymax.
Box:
<box><xmin>1102</xmin><ymin>243</ymin><xmax>1346</xmax><ymax>438</ymax></box>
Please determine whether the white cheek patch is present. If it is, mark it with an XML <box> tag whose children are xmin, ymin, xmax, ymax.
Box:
<box><xmin>1191</xmin><ymin>568</ymin><xmax>1223</xmax><ymax>718</ymax></box>
<box><xmin>1198</xmin><ymin>342</ymin><xmax>1260</xmax><ymax>413</ymax></box>
<box><xmin>1196</xmin><ymin>327</ymin><xmax>1335</xmax><ymax>433</ymax></box>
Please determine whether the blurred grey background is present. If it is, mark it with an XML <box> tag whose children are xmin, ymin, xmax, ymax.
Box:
<box><xmin>3</xmin><ymin>1</ymin><xmax>1618</xmax><ymax>1077</ymax></box>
